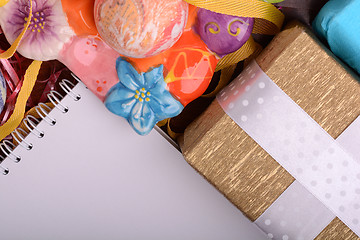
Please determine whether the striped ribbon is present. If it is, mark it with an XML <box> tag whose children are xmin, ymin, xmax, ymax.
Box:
<box><xmin>184</xmin><ymin>0</ymin><xmax>284</xmax><ymax>36</ymax></box>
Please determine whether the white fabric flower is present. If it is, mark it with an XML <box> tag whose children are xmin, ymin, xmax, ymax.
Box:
<box><xmin>0</xmin><ymin>0</ymin><xmax>75</xmax><ymax>61</ymax></box>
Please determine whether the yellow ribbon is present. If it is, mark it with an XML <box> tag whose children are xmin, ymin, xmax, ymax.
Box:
<box><xmin>198</xmin><ymin>37</ymin><xmax>260</xmax><ymax>99</ymax></box>
<box><xmin>156</xmin><ymin>118</ymin><xmax>181</xmax><ymax>140</ymax></box>
<box><xmin>216</xmin><ymin>36</ymin><xmax>258</xmax><ymax>72</ymax></box>
<box><xmin>0</xmin><ymin>0</ymin><xmax>32</xmax><ymax>59</ymax></box>
<box><xmin>202</xmin><ymin>39</ymin><xmax>263</xmax><ymax>98</ymax></box>
<box><xmin>265</xmin><ymin>0</ymin><xmax>285</xmax><ymax>3</ymax></box>
<box><xmin>0</xmin><ymin>61</ymin><xmax>42</xmax><ymax>140</ymax></box>
<box><xmin>12</xmin><ymin>102</ymin><xmax>53</xmax><ymax>143</ymax></box>
<box><xmin>0</xmin><ymin>0</ymin><xmax>9</xmax><ymax>7</ymax></box>
<box><xmin>166</xmin><ymin>119</ymin><xmax>181</xmax><ymax>140</ymax></box>
<box><xmin>157</xmin><ymin>119</ymin><xmax>168</xmax><ymax>128</ymax></box>
<box><xmin>0</xmin><ymin>0</ymin><xmax>44</xmax><ymax>141</ymax></box>
<box><xmin>183</xmin><ymin>0</ymin><xmax>284</xmax><ymax>34</ymax></box>
<box><xmin>202</xmin><ymin>64</ymin><xmax>236</xmax><ymax>98</ymax></box>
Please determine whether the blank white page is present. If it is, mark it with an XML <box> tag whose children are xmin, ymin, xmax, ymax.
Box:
<box><xmin>0</xmin><ymin>82</ymin><xmax>267</xmax><ymax>240</ymax></box>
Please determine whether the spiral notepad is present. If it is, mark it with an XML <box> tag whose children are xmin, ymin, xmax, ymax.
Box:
<box><xmin>0</xmin><ymin>80</ymin><xmax>266</xmax><ymax>239</ymax></box>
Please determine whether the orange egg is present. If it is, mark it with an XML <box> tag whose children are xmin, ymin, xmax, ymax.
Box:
<box><xmin>164</xmin><ymin>29</ymin><xmax>218</xmax><ymax>106</ymax></box>
<box><xmin>61</xmin><ymin>0</ymin><xmax>99</xmax><ymax>37</ymax></box>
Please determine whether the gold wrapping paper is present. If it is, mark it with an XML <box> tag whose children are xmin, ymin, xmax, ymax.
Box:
<box><xmin>180</xmin><ymin>22</ymin><xmax>360</xmax><ymax>239</ymax></box>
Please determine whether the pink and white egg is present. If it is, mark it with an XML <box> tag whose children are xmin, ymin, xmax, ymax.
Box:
<box><xmin>94</xmin><ymin>0</ymin><xmax>188</xmax><ymax>58</ymax></box>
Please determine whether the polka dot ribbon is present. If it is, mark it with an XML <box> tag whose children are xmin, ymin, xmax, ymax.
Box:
<box><xmin>255</xmin><ymin>117</ymin><xmax>360</xmax><ymax>239</ymax></box>
<box><xmin>0</xmin><ymin>0</ymin><xmax>43</xmax><ymax>141</ymax></box>
<box><xmin>217</xmin><ymin>61</ymin><xmax>360</xmax><ymax>237</ymax></box>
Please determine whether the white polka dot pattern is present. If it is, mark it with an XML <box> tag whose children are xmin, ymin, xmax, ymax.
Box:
<box><xmin>255</xmin><ymin>181</ymin><xmax>335</xmax><ymax>240</ymax></box>
<box><xmin>217</xmin><ymin>61</ymin><xmax>360</xmax><ymax>237</ymax></box>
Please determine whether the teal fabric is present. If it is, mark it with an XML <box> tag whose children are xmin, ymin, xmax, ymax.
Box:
<box><xmin>313</xmin><ymin>0</ymin><xmax>360</xmax><ymax>74</ymax></box>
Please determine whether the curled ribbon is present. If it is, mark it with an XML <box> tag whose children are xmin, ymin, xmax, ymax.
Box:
<box><xmin>0</xmin><ymin>0</ymin><xmax>43</xmax><ymax>141</ymax></box>
<box><xmin>0</xmin><ymin>60</ymin><xmax>42</xmax><ymax>140</ymax></box>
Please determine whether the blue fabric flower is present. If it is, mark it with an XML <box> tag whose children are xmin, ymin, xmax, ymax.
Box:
<box><xmin>105</xmin><ymin>57</ymin><xmax>184</xmax><ymax>135</ymax></box>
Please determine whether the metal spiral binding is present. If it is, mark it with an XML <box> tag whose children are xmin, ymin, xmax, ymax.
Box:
<box><xmin>0</xmin><ymin>78</ymin><xmax>81</xmax><ymax>175</ymax></box>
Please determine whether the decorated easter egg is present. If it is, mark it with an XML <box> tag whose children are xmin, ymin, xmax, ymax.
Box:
<box><xmin>195</xmin><ymin>8</ymin><xmax>254</xmax><ymax>57</ymax></box>
<box><xmin>94</xmin><ymin>0</ymin><xmax>189</xmax><ymax>58</ymax></box>
<box><xmin>164</xmin><ymin>30</ymin><xmax>218</xmax><ymax>106</ymax></box>
<box><xmin>0</xmin><ymin>70</ymin><xmax>6</xmax><ymax>114</ymax></box>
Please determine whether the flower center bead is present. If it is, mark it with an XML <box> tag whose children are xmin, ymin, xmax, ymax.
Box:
<box><xmin>25</xmin><ymin>11</ymin><xmax>46</xmax><ymax>33</ymax></box>
<box><xmin>135</xmin><ymin>88</ymin><xmax>151</xmax><ymax>102</ymax></box>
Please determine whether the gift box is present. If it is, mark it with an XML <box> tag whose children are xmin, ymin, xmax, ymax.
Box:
<box><xmin>180</xmin><ymin>22</ymin><xmax>360</xmax><ymax>239</ymax></box>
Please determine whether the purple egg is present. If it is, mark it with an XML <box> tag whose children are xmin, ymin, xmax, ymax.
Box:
<box><xmin>195</xmin><ymin>8</ymin><xmax>254</xmax><ymax>57</ymax></box>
